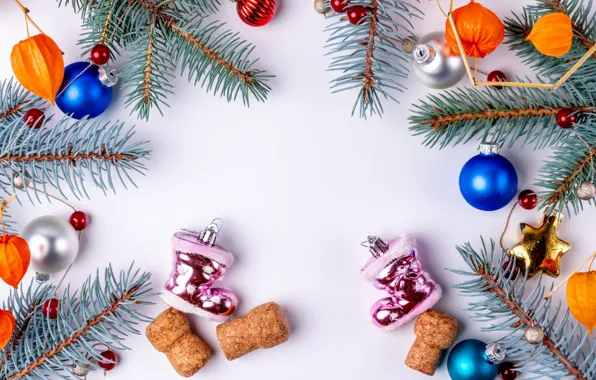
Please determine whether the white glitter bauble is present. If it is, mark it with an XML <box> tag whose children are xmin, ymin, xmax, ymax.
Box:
<box><xmin>577</xmin><ymin>181</ymin><xmax>596</xmax><ymax>200</ymax></box>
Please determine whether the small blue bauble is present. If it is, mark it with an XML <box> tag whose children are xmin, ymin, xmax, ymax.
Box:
<box><xmin>447</xmin><ymin>339</ymin><xmax>499</xmax><ymax>380</ymax></box>
<box><xmin>459</xmin><ymin>142</ymin><xmax>518</xmax><ymax>211</ymax></box>
<box><xmin>55</xmin><ymin>62</ymin><xmax>112</xmax><ymax>120</ymax></box>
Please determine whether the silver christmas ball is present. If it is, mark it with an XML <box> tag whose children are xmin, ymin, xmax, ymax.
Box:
<box><xmin>72</xmin><ymin>362</ymin><xmax>92</xmax><ymax>377</ymax></box>
<box><xmin>485</xmin><ymin>342</ymin><xmax>506</xmax><ymax>364</ymax></box>
<box><xmin>409</xmin><ymin>31</ymin><xmax>466</xmax><ymax>89</ymax></box>
<box><xmin>314</xmin><ymin>0</ymin><xmax>329</xmax><ymax>14</ymax></box>
<box><xmin>22</xmin><ymin>215</ymin><xmax>79</xmax><ymax>275</ymax></box>
<box><xmin>577</xmin><ymin>181</ymin><xmax>596</xmax><ymax>200</ymax></box>
<box><xmin>12</xmin><ymin>171</ymin><xmax>29</xmax><ymax>190</ymax></box>
<box><xmin>525</xmin><ymin>325</ymin><xmax>544</xmax><ymax>344</ymax></box>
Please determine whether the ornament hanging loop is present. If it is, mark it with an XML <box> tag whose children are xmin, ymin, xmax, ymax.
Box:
<box><xmin>199</xmin><ymin>218</ymin><xmax>223</xmax><ymax>246</ymax></box>
<box><xmin>361</xmin><ymin>235</ymin><xmax>388</xmax><ymax>258</ymax></box>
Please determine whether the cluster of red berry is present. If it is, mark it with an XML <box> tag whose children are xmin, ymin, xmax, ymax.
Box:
<box><xmin>330</xmin><ymin>0</ymin><xmax>368</xmax><ymax>25</ymax></box>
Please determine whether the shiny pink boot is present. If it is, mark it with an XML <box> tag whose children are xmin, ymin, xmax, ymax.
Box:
<box><xmin>162</xmin><ymin>220</ymin><xmax>238</xmax><ymax>322</ymax></box>
<box><xmin>361</xmin><ymin>234</ymin><xmax>441</xmax><ymax>331</ymax></box>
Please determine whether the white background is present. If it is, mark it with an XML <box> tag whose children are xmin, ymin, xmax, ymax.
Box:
<box><xmin>0</xmin><ymin>0</ymin><xmax>592</xmax><ymax>379</ymax></box>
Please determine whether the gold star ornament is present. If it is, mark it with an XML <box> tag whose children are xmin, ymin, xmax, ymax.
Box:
<box><xmin>507</xmin><ymin>215</ymin><xmax>571</xmax><ymax>278</ymax></box>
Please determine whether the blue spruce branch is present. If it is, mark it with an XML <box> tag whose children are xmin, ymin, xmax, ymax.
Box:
<box><xmin>0</xmin><ymin>264</ymin><xmax>153</xmax><ymax>380</ymax></box>
<box><xmin>58</xmin><ymin>0</ymin><xmax>271</xmax><ymax>120</ymax></box>
<box><xmin>325</xmin><ymin>0</ymin><xmax>422</xmax><ymax>118</ymax></box>
<box><xmin>452</xmin><ymin>239</ymin><xmax>595</xmax><ymax>380</ymax></box>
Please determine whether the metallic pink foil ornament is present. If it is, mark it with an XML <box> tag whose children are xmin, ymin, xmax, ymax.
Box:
<box><xmin>361</xmin><ymin>234</ymin><xmax>442</xmax><ymax>331</ymax></box>
<box><xmin>162</xmin><ymin>219</ymin><xmax>238</xmax><ymax>322</ymax></box>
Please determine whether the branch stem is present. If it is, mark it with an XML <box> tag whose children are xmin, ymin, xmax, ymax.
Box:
<box><xmin>12</xmin><ymin>0</ymin><xmax>45</xmax><ymax>36</ymax></box>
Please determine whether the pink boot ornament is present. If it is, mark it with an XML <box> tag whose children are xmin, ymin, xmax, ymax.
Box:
<box><xmin>162</xmin><ymin>219</ymin><xmax>238</xmax><ymax>322</ymax></box>
<box><xmin>361</xmin><ymin>234</ymin><xmax>442</xmax><ymax>331</ymax></box>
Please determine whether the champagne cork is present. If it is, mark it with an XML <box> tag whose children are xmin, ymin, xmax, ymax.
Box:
<box><xmin>146</xmin><ymin>307</ymin><xmax>211</xmax><ymax>377</ymax></box>
<box><xmin>216</xmin><ymin>302</ymin><xmax>290</xmax><ymax>360</ymax></box>
<box><xmin>405</xmin><ymin>310</ymin><xmax>459</xmax><ymax>376</ymax></box>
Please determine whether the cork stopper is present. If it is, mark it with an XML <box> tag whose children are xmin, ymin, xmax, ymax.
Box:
<box><xmin>405</xmin><ymin>310</ymin><xmax>459</xmax><ymax>376</ymax></box>
<box><xmin>216</xmin><ymin>302</ymin><xmax>290</xmax><ymax>361</ymax></box>
<box><xmin>146</xmin><ymin>307</ymin><xmax>211</xmax><ymax>377</ymax></box>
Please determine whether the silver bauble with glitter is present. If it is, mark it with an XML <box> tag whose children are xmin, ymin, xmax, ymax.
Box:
<box><xmin>525</xmin><ymin>325</ymin><xmax>544</xmax><ymax>344</ymax></box>
<box><xmin>577</xmin><ymin>181</ymin><xmax>596</xmax><ymax>200</ymax></box>
<box><xmin>407</xmin><ymin>32</ymin><xmax>466</xmax><ymax>89</ymax></box>
<box><xmin>22</xmin><ymin>215</ymin><xmax>79</xmax><ymax>275</ymax></box>
<box><xmin>314</xmin><ymin>0</ymin><xmax>329</xmax><ymax>14</ymax></box>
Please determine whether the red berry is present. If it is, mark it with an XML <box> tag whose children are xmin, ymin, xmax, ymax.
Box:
<box><xmin>42</xmin><ymin>299</ymin><xmax>60</xmax><ymax>319</ymax></box>
<box><xmin>90</xmin><ymin>44</ymin><xmax>111</xmax><ymax>66</ymax></box>
<box><xmin>69</xmin><ymin>211</ymin><xmax>88</xmax><ymax>231</ymax></box>
<box><xmin>23</xmin><ymin>108</ymin><xmax>45</xmax><ymax>128</ymax></box>
<box><xmin>98</xmin><ymin>350</ymin><xmax>118</xmax><ymax>371</ymax></box>
<box><xmin>347</xmin><ymin>5</ymin><xmax>367</xmax><ymax>25</ymax></box>
<box><xmin>498</xmin><ymin>362</ymin><xmax>518</xmax><ymax>380</ymax></box>
<box><xmin>501</xmin><ymin>259</ymin><xmax>520</xmax><ymax>280</ymax></box>
<box><xmin>556</xmin><ymin>108</ymin><xmax>580</xmax><ymax>129</ymax></box>
<box><xmin>518</xmin><ymin>189</ymin><xmax>537</xmax><ymax>210</ymax></box>
<box><xmin>330</xmin><ymin>0</ymin><xmax>349</xmax><ymax>12</ymax></box>
<box><xmin>487</xmin><ymin>70</ymin><xmax>507</xmax><ymax>90</ymax></box>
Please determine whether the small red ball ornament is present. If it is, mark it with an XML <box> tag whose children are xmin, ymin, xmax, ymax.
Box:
<box><xmin>42</xmin><ymin>299</ymin><xmax>60</xmax><ymax>319</ymax></box>
<box><xmin>518</xmin><ymin>189</ymin><xmax>538</xmax><ymax>210</ymax></box>
<box><xmin>487</xmin><ymin>70</ymin><xmax>507</xmax><ymax>90</ymax></box>
<box><xmin>556</xmin><ymin>108</ymin><xmax>580</xmax><ymax>129</ymax></box>
<box><xmin>69</xmin><ymin>211</ymin><xmax>88</xmax><ymax>231</ymax></box>
<box><xmin>330</xmin><ymin>0</ymin><xmax>349</xmax><ymax>12</ymax></box>
<box><xmin>236</xmin><ymin>0</ymin><xmax>276</xmax><ymax>27</ymax></box>
<box><xmin>90</xmin><ymin>44</ymin><xmax>111</xmax><ymax>66</ymax></box>
<box><xmin>98</xmin><ymin>350</ymin><xmax>118</xmax><ymax>371</ymax></box>
<box><xmin>23</xmin><ymin>108</ymin><xmax>45</xmax><ymax>128</ymax></box>
<box><xmin>498</xmin><ymin>362</ymin><xmax>518</xmax><ymax>380</ymax></box>
<box><xmin>502</xmin><ymin>259</ymin><xmax>520</xmax><ymax>280</ymax></box>
<box><xmin>347</xmin><ymin>5</ymin><xmax>367</xmax><ymax>25</ymax></box>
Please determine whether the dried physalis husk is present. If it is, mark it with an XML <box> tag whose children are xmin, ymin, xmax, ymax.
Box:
<box><xmin>567</xmin><ymin>270</ymin><xmax>596</xmax><ymax>334</ymax></box>
<box><xmin>526</xmin><ymin>13</ymin><xmax>573</xmax><ymax>57</ymax></box>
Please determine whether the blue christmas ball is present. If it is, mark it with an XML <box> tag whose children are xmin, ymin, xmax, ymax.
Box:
<box><xmin>459</xmin><ymin>147</ymin><xmax>518</xmax><ymax>211</ymax></box>
<box><xmin>55</xmin><ymin>61</ymin><xmax>112</xmax><ymax>120</ymax></box>
<box><xmin>447</xmin><ymin>339</ymin><xmax>498</xmax><ymax>380</ymax></box>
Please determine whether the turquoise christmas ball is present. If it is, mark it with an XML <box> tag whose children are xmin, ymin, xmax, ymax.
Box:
<box><xmin>447</xmin><ymin>339</ymin><xmax>498</xmax><ymax>380</ymax></box>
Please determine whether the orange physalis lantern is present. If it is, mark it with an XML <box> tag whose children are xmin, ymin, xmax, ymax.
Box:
<box><xmin>0</xmin><ymin>234</ymin><xmax>31</xmax><ymax>288</ymax></box>
<box><xmin>567</xmin><ymin>270</ymin><xmax>596</xmax><ymax>334</ymax></box>
<box><xmin>445</xmin><ymin>0</ymin><xmax>505</xmax><ymax>58</ymax></box>
<box><xmin>10</xmin><ymin>34</ymin><xmax>64</xmax><ymax>104</ymax></box>
<box><xmin>0</xmin><ymin>310</ymin><xmax>16</xmax><ymax>350</ymax></box>
<box><xmin>526</xmin><ymin>13</ymin><xmax>573</xmax><ymax>57</ymax></box>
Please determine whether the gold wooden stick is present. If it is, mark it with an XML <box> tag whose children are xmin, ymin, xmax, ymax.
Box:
<box><xmin>476</xmin><ymin>81</ymin><xmax>554</xmax><ymax>89</ymax></box>
<box><xmin>551</xmin><ymin>43</ymin><xmax>596</xmax><ymax>91</ymax></box>
<box><xmin>545</xmin><ymin>251</ymin><xmax>596</xmax><ymax>300</ymax></box>
<box><xmin>448</xmin><ymin>14</ymin><xmax>476</xmax><ymax>85</ymax></box>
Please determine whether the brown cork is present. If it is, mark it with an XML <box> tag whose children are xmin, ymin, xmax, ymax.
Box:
<box><xmin>146</xmin><ymin>307</ymin><xmax>211</xmax><ymax>377</ymax></box>
<box><xmin>216</xmin><ymin>302</ymin><xmax>290</xmax><ymax>361</ymax></box>
<box><xmin>405</xmin><ymin>310</ymin><xmax>459</xmax><ymax>376</ymax></box>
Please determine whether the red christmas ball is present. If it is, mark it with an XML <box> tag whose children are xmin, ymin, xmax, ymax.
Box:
<box><xmin>23</xmin><ymin>108</ymin><xmax>45</xmax><ymax>129</ymax></box>
<box><xmin>518</xmin><ymin>189</ymin><xmax>537</xmax><ymax>210</ymax></box>
<box><xmin>98</xmin><ymin>350</ymin><xmax>118</xmax><ymax>371</ymax></box>
<box><xmin>42</xmin><ymin>298</ymin><xmax>60</xmax><ymax>319</ymax></box>
<box><xmin>487</xmin><ymin>70</ymin><xmax>507</xmax><ymax>90</ymax></box>
<box><xmin>347</xmin><ymin>5</ymin><xmax>367</xmax><ymax>25</ymax></box>
<box><xmin>330</xmin><ymin>0</ymin><xmax>349</xmax><ymax>12</ymax></box>
<box><xmin>498</xmin><ymin>362</ymin><xmax>518</xmax><ymax>380</ymax></box>
<box><xmin>501</xmin><ymin>259</ymin><xmax>520</xmax><ymax>280</ymax></box>
<box><xmin>90</xmin><ymin>44</ymin><xmax>111</xmax><ymax>66</ymax></box>
<box><xmin>556</xmin><ymin>108</ymin><xmax>580</xmax><ymax>129</ymax></box>
<box><xmin>69</xmin><ymin>210</ymin><xmax>88</xmax><ymax>231</ymax></box>
<box><xmin>236</xmin><ymin>0</ymin><xmax>276</xmax><ymax>27</ymax></box>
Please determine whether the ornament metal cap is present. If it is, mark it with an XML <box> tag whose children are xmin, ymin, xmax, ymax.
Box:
<box><xmin>198</xmin><ymin>218</ymin><xmax>223</xmax><ymax>246</ymax></box>
<box><xmin>35</xmin><ymin>272</ymin><xmax>50</xmax><ymax>283</ymax></box>
<box><xmin>479</xmin><ymin>141</ymin><xmax>499</xmax><ymax>155</ymax></box>
<box><xmin>485</xmin><ymin>342</ymin><xmax>506</xmax><ymax>364</ymax></box>
<box><xmin>412</xmin><ymin>43</ymin><xmax>436</xmax><ymax>65</ymax></box>
<box><xmin>98</xmin><ymin>66</ymin><xmax>118</xmax><ymax>87</ymax></box>
<box><xmin>401</xmin><ymin>36</ymin><xmax>417</xmax><ymax>55</ymax></box>
<box><xmin>361</xmin><ymin>235</ymin><xmax>389</xmax><ymax>258</ymax></box>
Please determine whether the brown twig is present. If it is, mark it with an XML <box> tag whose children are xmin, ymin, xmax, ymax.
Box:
<box><xmin>6</xmin><ymin>285</ymin><xmax>140</xmax><ymax>380</ymax></box>
<box><xmin>0</xmin><ymin>101</ymin><xmax>29</xmax><ymax>121</ymax></box>
<box><xmin>98</xmin><ymin>0</ymin><xmax>117</xmax><ymax>44</ymax></box>
<box><xmin>361</xmin><ymin>1</ymin><xmax>379</xmax><ymax>104</ymax></box>
<box><xmin>133</xmin><ymin>0</ymin><xmax>254</xmax><ymax>84</ymax></box>
<box><xmin>477</xmin><ymin>266</ymin><xmax>587</xmax><ymax>380</ymax></box>
<box><xmin>428</xmin><ymin>106</ymin><xmax>591</xmax><ymax>131</ymax></box>
<box><xmin>142</xmin><ymin>18</ymin><xmax>157</xmax><ymax>105</ymax></box>
<box><xmin>0</xmin><ymin>302</ymin><xmax>39</xmax><ymax>371</ymax></box>
<box><xmin>546</xmin><ymin>145</ymin><xmax>596</xmax><ymax>206</ymax></box>
<box><xmin>0</xmin><ymin>151</ymin><xmax>135</xmax><ymax>164</ymax></box>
